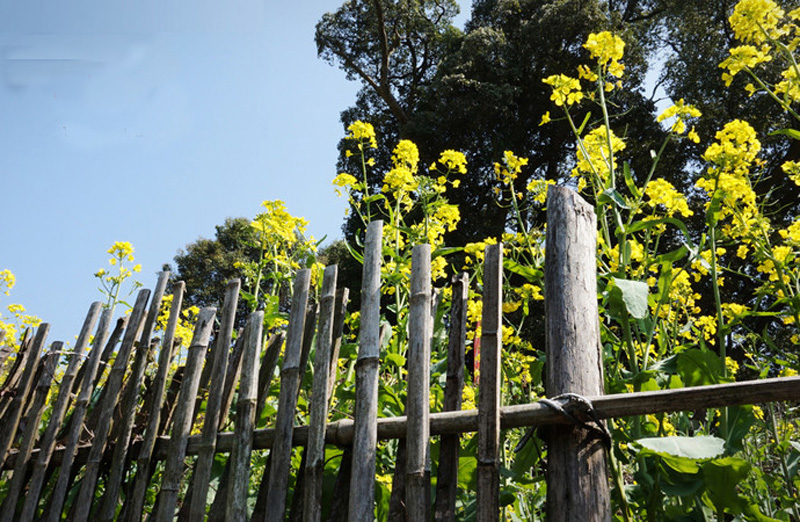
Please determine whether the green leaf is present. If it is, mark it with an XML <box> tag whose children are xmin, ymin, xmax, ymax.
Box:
<box><xmin>725</xmin><ymin>405</ymin><xmax>755</xmax><ymax>454</ymax></box>
<box><xmin>676</xmin><ymin>348</ymin><xmax>726</xmax><ymax>387</ymax></box>
<box><xmin>702</xmin><ymin>457</ymin><xmax>750</xmax><ymax>514</ymax></box>
<box><xmin>458</xmin><ymin>456</ymin><xmax>478</xmax><ymax>490</ymax></box>
<box><xmin>598</xmin><ymin>188</ymin><xmax>630</xmax><ymax>209</ymax></box>
<box><xmin>636</xmin><ymin>435</ymin><xmax>725</xmax><ymax>460</ymax></box>
<box><xmin>627</xmin><ymin>217</ymin><xmax>696</xmax><ymax>250</ymax></box>
<box><xmin>611</xmin><ymin>277</ymin><xmax>649</xmax><ymax>319</ymax></box>
<box><xmin>504</xmin><ymin>258</ymin><xmax>543</xmax><ymax>283</ymax></box>
<box><xmin>576</xmin><ymin>111</ymin><xmax>592</xmax><ymax>134</ymax></box>
<box><xmin>623</xmin><ymin>161</ymin><xmax>641</xmax><ymax>199</ymax></box>
<box><xmin>384</xmin><ymin>352</ymin><xmax>406</xmax><ymax>368</ymax></box>
<box><xmin>768</xmin><ymin>128</ymin><xmax>800</xmax><ymax>140</ymax></box>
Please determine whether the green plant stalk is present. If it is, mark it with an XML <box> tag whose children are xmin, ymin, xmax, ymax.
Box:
<box><xmin>768</xmin><ymin>402</ymin><xmax>800</xmax><ymax>520</ymax></box>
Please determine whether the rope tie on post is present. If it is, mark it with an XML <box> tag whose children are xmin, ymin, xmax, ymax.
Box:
<box><xmin>514</xmin><ymin>393</ymin><xmax>611</xmax><ymax>453</ymax></box>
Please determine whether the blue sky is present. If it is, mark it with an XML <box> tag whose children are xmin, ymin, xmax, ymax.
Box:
<box><xmin>1</xmin><ymin>1</ymin><xmax>423</xmax><ymax>343</ymax></box>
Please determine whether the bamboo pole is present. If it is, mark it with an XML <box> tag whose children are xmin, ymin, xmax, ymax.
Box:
<box><xmin>349</xmin><ymin>220</ymin><xmax>383</xmax><ymax>522</ymax></box>
<box><xmin>264</xmin><ymin>268</ymin><xmax>312</xmax><ymax>521</ymax></box>
<box><xmin>303</xmin><ymin>265</ymin><xmax>338</xmax><ymax>522</ymax></box>
<box><xmin>407</xmin><ymin>244</ymin><xmax>432</xmax><ymax>521</ymax></box>
<box><xmin>545</xmin><ymin>186</ymin><xmax>610</xmax><ymax>521</ymax></box>
<box><xmin>186</xmin><ymin>279</ymin><xmax>240</xmax><ymax>521</ymax></box>
<box><xmin>477</xmin><ymin>244</ymin><xmax>502</xmax><ymax>522</ymax></box>
<box><xmin>219</xmin><ymin>327</ymin><xmax>246</xmax><ymax>430</ymax></box>
<box><xmin>434</xmin><ymin>272</ymin><xmax>468</xmax><ymax>522</ymax></box>
<box><xmin>255</xmin><ymin>331</ymin><xmax>285</xmax><ymax>423</ymax></box>
<box><xmin>0</xmin><ymin>342</ymin><xmax>59</xmax><ymax>520</ymax></box>
<box><xmin>0</xmin><ymin>329</ymin><xmax>31</xmax><ymax>409</ymax></box>
<box><xmin>328</xmin><ymin>287</ymin><xmax>350</xmax><ymax>401</ymax></box>
<box><xmin>97</xmin><ymin>272</ymin><xmax>169</xmax><ymax>521</ymax></box>
<box><xmin>71</xmin><ymin>289</ymin><xmax>151</xmax><ymax>521</ymax></box>
<box><xmin>152</xmin><ymin>306</ymin><xmax>217</xmax><ymax>522</ymax></box>
<box><xmin>225</xmin><ymin>311</ymin><xmax>263</xmax><ymax>522</ymax></box>
<box><xmin>123</xmin><ymin>281</ymin><xmax>186</xmax><ymax>522</ymax></box>
<box><xmin>0</xmin><ymin>323</ymin><xmax>48</xmax><ymax>465</ymax></box>
<box><xmin>40</xmin><ymin>310</ymin><xmax>114</xmax><ymax>522</ymax></box>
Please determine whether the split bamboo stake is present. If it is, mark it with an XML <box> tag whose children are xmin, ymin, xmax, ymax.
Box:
<box><xmin>41</xmin><ymin>310</ymin><xmax>114</xmax><ymax>522</ymax></box>
<box><xmin>224</xmin><ymin>311</ymin><xmax>263</xmax><ymax>521</ymax></box>
<box><xmin>0</xmin><ymin>323</ymin><xmax>48</xmax><ymax>465</ymax></box>
<box><xmin>72</xmin><ymin>289</ymin><xmax>151</xmax><ymax>521</ymax></box>
<box><xmin>328</xmin><ymin>287</ymin><xmax>350</xmax><ymax>402</ymax></box>
<box><xmin>152</xmin><ymin>306</ymin><xmax>216</xmax><ymax>521</ymax></box>
<box><xmin>255</xmin><ymin>331</ymin><xmax>286</xmax><ymax>423</ymax></box>
<box><xmin>0</xmin><ymin>342</ymin><xmax>59</xmax><ymax>521</ymax></box>
<box><xmin>477</xmin><ymin>244</ymin><xmax>502</xmax><ymax>522</ymax></box>
<box><xmin>545</xmin><ymin>186</ymin><xmax>610</xmax><ymax>521</ymax></box>
<box><xmin>97</xmin><ymin>272</ymin><xmax>170</xmax><ymax>521</ymax></box>
<box><xmin>303</xmin><ymin>265</ymin><xmax>338</xmax><ymax>522</ymax></box>
<box><xmin>349</xmin><ymin>220</ymin><xmax>383</xmax><ymax>521</ymax></box>
<box><xmin>186</xmin><ymin>279</ymin><xmax>240</xmax><ymax>521</ymax></box>
<box><xmin>434</xmin><ymin>272</ymin><xmax>468</xmax><ymax>522</ymax></box>
<box><xmin>265</xmin><ymin>268</ymin><xmax>312</xmax><ymax>521</ymax></box>
<box><xmin>407</xmin><ymin>244</ymin><xmax>432</xmax><ymax>521</ymax></box>
<box><xmin>0</xmin><ymin>329</ymin><xmax>31</xmax><ymax>410</ymax></box>
<box><xmin>124</xmin><ymin>281</ymin><xmax>186</xmax><ymax>522</ymax></box>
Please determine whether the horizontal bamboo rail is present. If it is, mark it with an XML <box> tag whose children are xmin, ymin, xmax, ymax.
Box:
<box><xmin>8</xmin><ymin>375</ymin><xmax>797</xmax><ymax>471</ymax></box>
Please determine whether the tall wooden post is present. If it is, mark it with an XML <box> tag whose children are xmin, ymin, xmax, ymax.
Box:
<box><xmin>477</xmin><ymin>244</ymin><xmax>502</xmax><ymax>522</ymax></box>
<box><xmin>545</xmin><ymin>186</ymin><xmax>610</xmax><ymax>521</ymax></box>
<box><xmin>349</xmin><ymin>220</ymin><xmax>383</xmax><ymax>521</ymax></box>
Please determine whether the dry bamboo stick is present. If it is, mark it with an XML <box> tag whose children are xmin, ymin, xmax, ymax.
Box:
<box><xmin>39</xmin><ymin>310</ymin><xmax>114</xmax><ymax>522</ymax></box>
<box><xmin>96</xmin><ymin>273</ymin><xmax>169</xmax><ymax>521</ymax></box>
<box><xmin>328</xmin><ymin>287</ymin><xmax>350</xmax><ymax>402</ymax></box>
<box><xmin>184</xmin><ymin>280</ymin><xmax>240</xmax><ymax>521</ymax></box>
<box><xmin>349</xmin><ymin>220</ymin><xmax>383</xmax><ymax>522</ymax></box>
<box><xmin>0</xmin><ymin>342</ymin><xmax>59</xmax><ymax>521</ymax></box>
<box><xmin>407</xmin><ymin>244</ymin><xmax>432</xmax><ymax>521</ymax></box>
<box><xmin>544</xmin><ymin>186</ymin><xmax>610</xmax><ymax>522</ymax></box>
<box><xmin>264</xmin><ymin>268</ymin><xmax>312</xmax><ymax>521</ymax></box>
<box><xmin>71</xmin><ymin>290</ymin><xmax>151</xmax><ymax>521</ymax></box>
<box><xmin>0</xmin><ymin>328</ymin><xmax>31</xmax><ymax>403</ymax></box>
<box><xmin>255</xmin><ymin>331</ymin><xmax>285</xmax><ymax>423</ymax></box>
<box><xmin>123</xmin><ymin>281</ymin><xmax>186</xmax><ymax>522</ymax></box>
<box><xmin>151</xmin><ymin>306</ymin><xmax>217</xmax><ymax>522</ymax></box>
<box><xmin>434</xmin><ymin>272</ymin><xmax>468</xmax><ymax>522</ymax></box>
<box><xmin>225</xmin><ymin>311</ymin><xmax>263</xmax><ymax>521</ymax></box>
<box><xmin>477</xmin><ymin>244</ymin><xmax>502</xmax><ymax>522</ymax></box>
<box><xmin>218</xmin><ymin>327</ymin><xmax>246</xmax><ymax>430</ymax></box>
<box><xmin>303</xmin><ymin>265</ymin><xmax>338</xmax><ymax>522</ymax></box>
<box><xmin>0</xmin><ymin>323</ymin><xmax>48</xmax><ymax>466</ymax></box>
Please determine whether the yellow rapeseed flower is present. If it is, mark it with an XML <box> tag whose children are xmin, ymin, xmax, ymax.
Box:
<box><xmin>542</xmin><ymin>74</ymin><xmax>583</xmax><ymax>106</ymax></box>
<box><xmin>345</xmin><ymin>120</ymin><xmax>377</xmax><ymax>148</ymax></box>
<box><xmin>729</xmin><ymin>0</ymin><xmax>786</xmax><ymax>45</ymax></box>
<box><xmin>583</xmin><ymin>31</ymin><xmax>625</xmax><ymax>77</ymax></box>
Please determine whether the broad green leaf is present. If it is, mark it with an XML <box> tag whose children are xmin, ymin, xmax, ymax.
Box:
<box><xmin>702</xmin><ymin>456</ymin><xmax>750</xmax><ymax>514</ymax></box>
<box><xmin>676</xmin><ymin>348</ymin><xmax>726</xmax><ymax>387</ymax></box>
<box><xmin>384</xmin><ymin>352</ymin><xmax>406</xmax><ymax>368</ymax></box>
<box><xmin>611</xmin><ymin>277</ymin><xmax>649</xmax><ymax>319</ymax></box>
<box><xmin>725</xmin><ymin>405</ymin><xmax>755</xmax><ymax>454</ymax></box>
<box><xmin>623</xmin><ymin>161</ymin><xmax>641</xmax><ymax>199</ymax></box>
<box><xmin>458</xmin><ymin>456</ymin><xmax>478</xmax><ymax>490</ymax></box>
<box><xmin>636</xmin><ymin>435</ymin><xmax>725</xmax><ymax>460</ymax></box>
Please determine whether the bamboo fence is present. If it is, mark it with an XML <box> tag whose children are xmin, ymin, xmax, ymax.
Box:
<box><xmin>1</xmin><ymin>187</ymin><xmax>799</xmax><ymax>521</ymax></box>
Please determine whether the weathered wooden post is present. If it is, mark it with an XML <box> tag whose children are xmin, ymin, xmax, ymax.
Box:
<box><xmin>545</xmin><ymin>186</ymin><xmax>610</xmax><ymax>521</ymax></box>
<box><xmin>477</xmin><ymin>244</ymin><xmax>502</xmax><ymax>522</ymax></box>
<box><xmin>407</xmin><ymin>244</ymin><xmax>432</xmax><ymax>521</ymax></box>
<box><xmin>349</xmin><ymin>220</ymin><xmax>383</xmax><ymax>521</ymax></box>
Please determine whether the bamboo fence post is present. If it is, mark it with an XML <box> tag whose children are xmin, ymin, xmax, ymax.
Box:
<box><xmin>0</xmin><ymin>323</ymin><xmax>48</xmax><ymax>465</ymax></box>
<box><xmin>328</xmin><ymin>287</ymin><xmax>350</xmax><ymax>401</ymax></box>
<box><xmin>152</xmin><ymin>307</ymin><xmax>217</xmax><ymax>521</ymax></box>
<box><xmin>477</xmin><ymin>244</ymin><xmax>502</xmax><ymax>522</ymax></box>
<box><xmin>218</xmin><ymin>327</ymin><xmax>246</xmax><ymax>429</ymax></box>
<box><xmin>41</xmin><ymin>310</ymin><xmax>114</xmax><ymax>522</ymax></box>
<box><xmin>264</xmin><ymin>268</ymin><xmax>312</xmax><ymax>521</ymax></box>
<box><xmin>97</xmin><ymin>272</ymin><xmax>169</xmax><ymax>521</ymax></box>
<box><xmin>225</xmin><ymin>311</ymin><xmax>263</xmax><ymax>522</ymax></box>
<box><xmin>71</xmin><ymin>289</ymin><xmax>151</xmax><ymax>521</ymax></box>
<box><xmin>544</xmin><ymin>186</ymin><xmax>610</xmax><ymax>521</ymax></box>
<box><xmin>186</xmin><ymin>279</ymin><xmax>240</xmax><ymax>521</ymax></box>
<box><xmin>434</xmin><ymin>272</ymin><xmax>469</xmax><ymax>522</ymax></box>
<box><xmin>0</xmin><ymin>329</ymin><xmax>31</xmax><ymax>410</ymax></box>
<box><xmin>303</xmin><ymin>265</ymin><xmax>338</xmax><ymax>522</ymax></box>
<box><xmin>0</xmin><ymin>342</ymin><xmax>59</xmax><ymax>520</ymax></box>
<box><xmin>407</xmin><ymin>244</ymin><xmax>432</xmax><ymax>521</ymax></box>
<box><xmin>124</xmin><ymin>281</ymin><xmax>186</xmax><ymax>522</ymax></box>
<box><xmin>349</xmin><ymin>220</ymin><xmax>383</xmax><ymax>522</ymax></box>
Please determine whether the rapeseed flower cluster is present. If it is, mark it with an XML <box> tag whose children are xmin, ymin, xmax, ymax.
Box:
<box><xmin>572</xmin><ymin>125</ymin><xmax>626</xmax><ymax>191</ymax></box>
<box><xmin>656</xmin><ymin>99</ymin><xmax>702</xmax><ymax>142</ymax></box>
<box><xmin>644</xmin><ymin>178</ymin><xmax>693</xmax><ymax>217</ymax></box>
<box><xmin>95</xmin><ymin>241</ymin><xmax>143</xmax><ymax>310</ymax></box>
<box><xmin>583</xmin><ymin>31</ymin><xmax>625</xmax><ymax>78</ymax></box>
